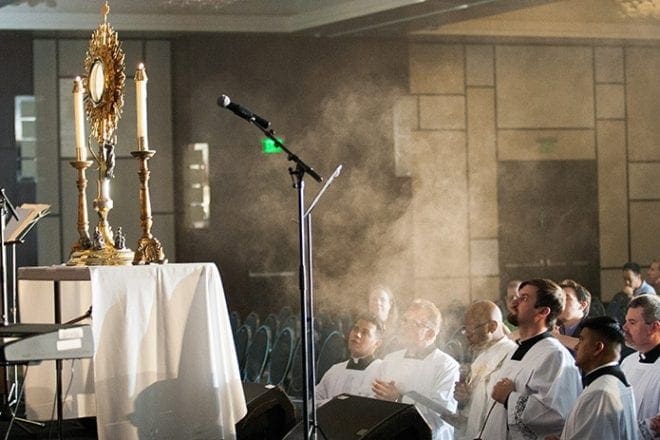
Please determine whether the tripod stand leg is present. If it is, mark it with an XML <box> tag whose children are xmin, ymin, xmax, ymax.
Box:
<box><xmin>3</xmin><ymin>366</ymin><xmax>45</xmax><ymax>440</ymax></box>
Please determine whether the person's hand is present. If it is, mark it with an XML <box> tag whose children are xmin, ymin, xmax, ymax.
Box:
<box><xmin>622</xmin><ymin>286</ymin><xmax>634</xmax><ymax>296</ymax></box>
<box><xmin>650</xmin><ymin>413</ymin><xmax>660</xmax><ymax>435</ymax></box>
<box><xmin>372</xmin><ymin>379</ymin><xmax>401</xmax><ymax>401</ymax></box>
<box><xmin>454</xmin><ymin>381</ymin><xmax>471</xmax><ymax>405</ymax></box>
<box><xmin>492</xmin><ymin>377</ymin><xmax>515</xmax><ymax>405</ymax></box>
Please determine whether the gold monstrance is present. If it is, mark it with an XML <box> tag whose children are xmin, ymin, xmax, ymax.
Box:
<box><xmin>68</xmin><ymin>2</ymin><xmax>133</xmax><ymax>265</ymax></box>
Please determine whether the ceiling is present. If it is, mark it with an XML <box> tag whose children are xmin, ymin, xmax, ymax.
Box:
<box><xmin>0</xmin><ymin>0</ymin><xmax>657</xmax><ymax>39</ymax></box>
<box><xmin>0</xmin><ymin>0</ymin><xmax>562</xmax><ymax>36</ymax></box>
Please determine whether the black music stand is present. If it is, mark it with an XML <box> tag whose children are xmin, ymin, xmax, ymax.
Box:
<box><xmin>0</xmin><ymin>192</ymin><xmax>49</xmax><ymax>434</ymax></box>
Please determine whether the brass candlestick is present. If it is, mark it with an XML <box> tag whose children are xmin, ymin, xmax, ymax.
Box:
<box><xmin>67</xmin><ymin>159</ymin><xmax>93</xmax><ymax>266</ymax></box>
<box><xmin>132</xmin><ymin>149</ymin><xmax>166</xmax><ymax>264</ymax></box>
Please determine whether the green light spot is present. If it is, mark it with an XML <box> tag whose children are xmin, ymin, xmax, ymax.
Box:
<box><xmin>262</xmin><ymin>137</ymin><xmax>283</xmax><ymax>154</ymax></box>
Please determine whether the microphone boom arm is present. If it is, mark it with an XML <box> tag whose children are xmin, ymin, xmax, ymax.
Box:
<box><xmin>256</xmin><ymin>124</ymin><xmax>323</xmax><ymax>183</ymax></box>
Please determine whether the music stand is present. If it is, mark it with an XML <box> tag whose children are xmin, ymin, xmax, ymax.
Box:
<box><xmin>0</xmin><ymin>191</ymin><xmax>49</xmax><ymax>432</ymax></box>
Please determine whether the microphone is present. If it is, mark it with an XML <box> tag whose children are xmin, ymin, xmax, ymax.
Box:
<box><xmin>218</xmin><ymin>94</ymin><xmax>271</xmax><ymax>130</ymax></box>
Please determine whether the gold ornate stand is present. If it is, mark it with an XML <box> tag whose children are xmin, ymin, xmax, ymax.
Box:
<box><xmin>67</xmin><ymin>160</ymin><xmax>93</xmax><ymax>265</ymax></box>
<box><xmin>85</xmin><ymin>143</ymin><xmax>134</xmax><ymax>266</ymax></box>
<box><xmin>132</xmin><ymin>149</ymin><xmax>167</xmax><ymax>264</ymax></box>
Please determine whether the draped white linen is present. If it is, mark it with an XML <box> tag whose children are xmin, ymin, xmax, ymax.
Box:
<box><xmin>18</xmin><ymin>263</ymin><xmax>247</xmax><ymax>440</ymax></box>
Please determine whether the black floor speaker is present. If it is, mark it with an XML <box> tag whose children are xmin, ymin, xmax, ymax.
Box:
<box><xmin>236</xmin><ymin>383</ymin><xmax>296</xmax><ymax>440</ymax></box>
<box><xmin>283</xmin><ymin>394</ymin><xmax>431</xmax><ymax>440</ymax></box>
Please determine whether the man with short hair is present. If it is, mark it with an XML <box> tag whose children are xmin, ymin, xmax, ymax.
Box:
<box><xmin>556</xmin><ymin>316</ymin><xmax>638</xmax><ymax>439</ymax></box>
<box><xmin>621</xmin><ymin>294</ymin><xmax>660</xmax><ymax>438</ymax></box>
<box><xmin>453</xmin><ymin>300</ymin><xmax>517</xmax><ymax>440</ymax></box>
<box><xmin>623</xmin><ymin>262</ymin><xmax>657</xmax><ymax>297</ymax></box>
<box><xmin>372</xmin><ymin>299</ymin><xmax>459</xmax><ymax>440</ymax></box>
<box><xmin>554</xmin><ymin>279</ymin><xmax>591</xmax><ymax>355</ymax></box>
<box><xmin>315</xmin><ymin>314</ymin><xmax>383</xmax><ymax>406</ymax></box>
<box><xmin>481</xmin><ymin>279</ymin><xmax>581</xmax><ymax>440</ymax></box>
<box><xmin>647</xmin><ymin>259</ymin><xmax>660</xmax><ymax>294</ymax></box>
<box><xmin>498</xmin><ymin>280</ymin><xmax>522</xmax><ymax>332</ymax></box>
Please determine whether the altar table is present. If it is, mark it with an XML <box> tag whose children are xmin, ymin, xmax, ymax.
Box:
<box><xmin>18</xmin><ymin>263</ymin><xmax>247</xmax><ymax>440</ymax></box>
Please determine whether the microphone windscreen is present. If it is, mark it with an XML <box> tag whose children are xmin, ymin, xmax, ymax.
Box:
<box><xmin>218</xmin><ymin>94</ymin><xmax>231</xmax><ymax>108</ymax></box>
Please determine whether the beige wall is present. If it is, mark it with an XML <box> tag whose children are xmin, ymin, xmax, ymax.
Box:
<box><xmin>399</xmin><ymin>42</ymin><xmax>660</xmax><ymax>307</ymax></box>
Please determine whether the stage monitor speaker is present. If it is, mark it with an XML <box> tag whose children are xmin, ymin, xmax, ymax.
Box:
<box><xmin>236</xmin><ymin>382</ymin><xmax>296</xmax><ymax>440</ymax></box>
<box><xmin>283</xmin><ymin>394</ymin><xmax>431</xmax><ymax>440</ymax></box>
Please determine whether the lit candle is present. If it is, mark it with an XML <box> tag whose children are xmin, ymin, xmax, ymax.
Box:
<box><xmin>72</xmin><ymin>77</ymin><xmax>87</xmax><ymax>161</ymax></box>
<box><xmin>135</xmin><ymin>63</ymin><xmax>149</xmax><ymax>151</ymax></box>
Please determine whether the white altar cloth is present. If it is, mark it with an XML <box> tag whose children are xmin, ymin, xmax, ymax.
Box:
<box><xmin>18</xmin><ymin>263</ymin><xmax>247</xmax><ymax>440</ymax></box>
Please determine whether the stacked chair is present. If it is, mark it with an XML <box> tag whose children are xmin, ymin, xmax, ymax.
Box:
<box><xmin>231</xmin><ymin>307</ymin><xmax>352</xmax><ymax>400</ymax></box>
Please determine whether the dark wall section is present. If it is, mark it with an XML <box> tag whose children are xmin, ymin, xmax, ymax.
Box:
<box><xmin>172</xmin><ymin>35</ymin><xmax>410</xmax><ymax>318</ymax></box>
<box><xmin>0</xmin><ymin>32</ymin><xmax>37</xmax><ymax>270</ymax></box>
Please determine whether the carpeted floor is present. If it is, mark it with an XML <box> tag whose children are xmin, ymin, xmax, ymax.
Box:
<box><xmin>0</xmin><ymin>417</ymin><xmax>97</xmax><ymax>439</ymax></box>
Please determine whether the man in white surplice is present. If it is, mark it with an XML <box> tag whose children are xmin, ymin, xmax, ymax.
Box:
<box><xmin>621</xmin><ymin>294</ymin><xmax>660</xmax><ymax>439</ymax></box>
<box><xmin>453</xmin><ymin>300</ymin><xmax>517</xmax><ymax>440</ymax></box>
<box><xmin>550</xmin><ymin>316</ymin><xmax>638</xmax><ymax>440</ymax></box>
<box><xmin>481</xmin><ymin>279</ymin><xmax>581</xmax><ymax>440</ymax></box>
<box><xmin>315</xmin><ymin>314</ymin><xmax>383</xmax><ymax>406</ymax></box>
<box><xmin>372</xmin><ymin>299</ymin><xmax>459</xmax><ymax>440</ymax></box>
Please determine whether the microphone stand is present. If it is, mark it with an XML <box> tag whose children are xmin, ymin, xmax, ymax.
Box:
<box><xmin>251</xmin><ymin>121</ymin><xmax>326</xmax><ymax>440</ymax></box>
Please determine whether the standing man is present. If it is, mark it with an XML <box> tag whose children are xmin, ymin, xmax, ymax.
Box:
<box><xmin>481</xmin><ymin>279</ymin><xmax>581</xmax><ymax>440</ymax></box>
<box><xmin>621</xmin><ymin>294</ymin><xmax>660</xmax><ymax>439</ymax></box>
<box><xmin>646</xmin><ymin>258</ymin><xmax>660</xmax><ymax>294</ymax></box>
<box><xmin>608</xmin><ymin>261</ymin><xmax>657</xmax><ymax>326</ymax></box>
<box><xmin>316</xmin><ymin>314</ymin><xmax>383</xmax><ymax>405</ymax></box>
<box><xmin>497</xmin><ymin>280</ymin><xmax>522</xmax><ymax>332</ymax></box>
<box><xmin>454</xmin><ymin>300</ymin><xmax>517</xmax><ymax>440</ymax></box>
<box><xmin>553</xmin><ymin>279</ymin><xmax>591</xmax><ymax>355</ymax></box>
<box><xmin>623</xmin><ymin>262</ymin><xmax>657</xmax><ymax>297</ymax></box>
<box><xmin>556</xmin><ymin>316</ymin><xmax>638</xmax><ymax>439</ymax></box>
<box><xmin>372</xmin><ymin>299</ymin><xmax>459</xmax><ymax>440</ymax></box>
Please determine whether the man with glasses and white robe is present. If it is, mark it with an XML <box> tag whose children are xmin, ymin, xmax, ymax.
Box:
<box><xmin>453</xmin><ymin>300</ymin><xmax>517</xmax><ymax>439</ymax></box>
<box><xmin>371</xmin><ymin>299</ymin><xmax>459</xmax><ymax>440</ymax></box>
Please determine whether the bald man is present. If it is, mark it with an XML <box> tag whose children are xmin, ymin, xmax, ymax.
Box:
<box><xmin>454</xmin><ymin>301</ymin><xmax>517</xmax><ymax>440</ymax></box>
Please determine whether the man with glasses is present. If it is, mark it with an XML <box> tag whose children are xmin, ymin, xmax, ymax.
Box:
<box><xmin>453</xmin><ymin>300</ymin><xmax>516</xmax><ymax>440</ymax></box>
<box><xmin>315</xmin><ymin>314</ymin><xmax>384</xmax><ymax>406</ymax></box>
<box><xmin>481</xmin><ymin>279</ymin><xmax>581</xmax><ymax>440</ymax></box>
<box><xmin>621</xmin><ymin>294</ymin><xmax>660</xmax><ymax>438</ymax></box>
<box><xmin>372</xmin><ymin>299</ymin><xmax>459</xmax><ymax>440</ymax></box>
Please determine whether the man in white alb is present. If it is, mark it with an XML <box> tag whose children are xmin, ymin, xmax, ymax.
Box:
<box><xmin>453</xmin><ymin>300</ymin><xmax>517</xmax><ymax>439</ymax></box>
<box><xmin>481</xmin><ymin>279</ymin><xmax>581</xmax><ymax>440</ymax></box>
<box><xmin>621</xmin><ymin>294</ymin><xmax>660</xmax><ymax>439</ymax></box>
<box><xmin>551</xmin><ymin>316</ymin><xmax>638</xmax><ymax>439</ymax></box>
<box><xmin>371</xmin><ymin>298</ymin><xmax>459</xmax><ymax>440</ymax></box>
<box><xmin>315</xmin><ymin>314</ymin><xmax>383</xmax><ymax>406</ymax></box>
